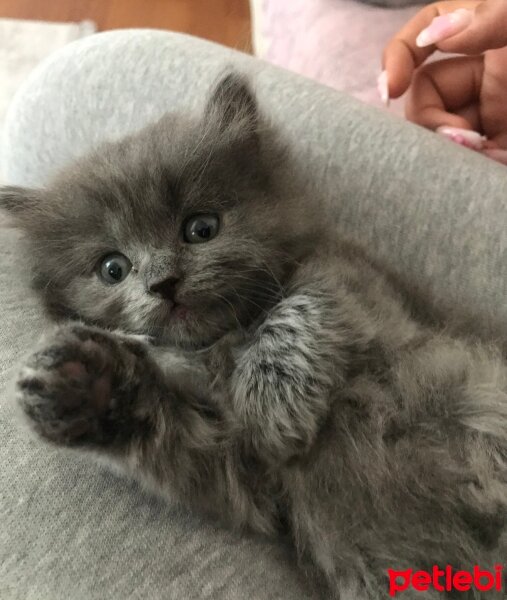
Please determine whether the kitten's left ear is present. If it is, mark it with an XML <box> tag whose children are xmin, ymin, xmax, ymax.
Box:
<box><xmin>204</xmin><ymin>73</ymin><xmax>259</xmax><ymax>139</ymax></box>
<box><xmin>0</xmin><ymin>186</ymin><xmax>40</xmax><ymax>227</ymax></box>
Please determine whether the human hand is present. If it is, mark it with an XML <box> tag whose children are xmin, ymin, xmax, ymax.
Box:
<box><xmin>381</xmin><ymin>0</ymin><xmax>507</xmax><ymax>164</ymax></box>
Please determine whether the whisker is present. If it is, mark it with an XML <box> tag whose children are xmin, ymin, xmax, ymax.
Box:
<box><xmin>207</xmin><ymin>290</ymin><xmax>244</xmax><ymax>330</ymax></box>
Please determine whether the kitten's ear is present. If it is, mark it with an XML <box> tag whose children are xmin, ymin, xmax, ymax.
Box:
<box><xmin>0</xmin><ymin>186</ymin><xmax>40</xmax><ymax>227</ymax></box>
<box><xmin>204</xmin><ymin>73</ymin><xmax>258</xmax><ymax>137</ymax></box>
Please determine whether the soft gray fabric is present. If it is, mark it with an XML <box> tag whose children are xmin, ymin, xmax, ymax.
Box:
<box><xmin>2</xmin><ymin>29</ymin><xmax>507</xmax><ymax>599</ymax></box>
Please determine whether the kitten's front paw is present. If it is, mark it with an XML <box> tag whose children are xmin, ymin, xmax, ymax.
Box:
<box><xmin>16</xmin><ymin>324</ymin><xmax>147</xmax><ymax>447</ymax></box>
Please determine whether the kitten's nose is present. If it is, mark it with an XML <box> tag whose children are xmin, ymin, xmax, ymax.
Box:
<box><xmin>149</xmin><ymin>276</ymin><xmax>180</xmax><ymax>301</ymax></box>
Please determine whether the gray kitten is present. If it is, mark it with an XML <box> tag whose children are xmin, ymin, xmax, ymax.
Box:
<box><xmin>1</xmin><ymin>74</ymin><xmax>506</xmax><ymax>599</ymax></box>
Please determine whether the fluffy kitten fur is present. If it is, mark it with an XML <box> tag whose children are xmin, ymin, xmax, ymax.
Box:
<box><xmin>2</xmin><ymin>74</ymin><xmax>507</xmax><ymax>599</ymax></box>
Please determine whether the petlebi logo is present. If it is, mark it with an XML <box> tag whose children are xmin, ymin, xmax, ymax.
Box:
<box><xmin>388</xmin><ymin>565</ymin><xmax>504</xmax><ymax>597</ymax></box>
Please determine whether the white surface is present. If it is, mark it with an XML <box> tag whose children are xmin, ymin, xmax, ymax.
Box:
<box><xmin>0</xmin><ymin>18</ymin><xmax>96</xmax><ymax>179</ymax></box>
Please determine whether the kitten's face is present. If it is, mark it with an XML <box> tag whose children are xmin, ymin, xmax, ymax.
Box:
<box><xmin>0</xmin><ymin>75</ymin><xmax>314</xmax><ymax>348</ymax></box>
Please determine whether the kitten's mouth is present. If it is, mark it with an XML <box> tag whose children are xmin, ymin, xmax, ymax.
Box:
<box><xmin>171</xmin><ymin>303</ymin><xmax>189</xmax><ymax>321</ymax></box>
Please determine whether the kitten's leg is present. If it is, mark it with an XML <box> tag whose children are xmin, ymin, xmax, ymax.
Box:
<box><xmin>225</xmin><ymin>290</ymin><xmax>341</xmax><ymax>462</ymax></box>
<box><xmin>16</xmin><ymin>323</ymin><xmax>226</xmax><ymax>484</ymax></box>
<box><xmin>16</xmin><ymin>323</ymin><xmax>282</xmax><ymax>532</ymax></box>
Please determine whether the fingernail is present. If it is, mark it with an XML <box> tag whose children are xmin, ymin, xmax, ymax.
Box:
<box><xmin>483</xmin><ymin>149</ymin><xmax>507</xmax><ymax>166</ymax></box>
<box><xmin>377</xmin><ymin>70</ymin><xmax>390</xmax><ymax>107</ymax></box>
<box><xmin>416</xmin><ymin>8</ymin><xmax>473</xmax><ymax>48</ymax></box>
<box><xmin>437</xmin><ymin>126</ymin><xmax>486</xmax><ymax>151</ymax></box>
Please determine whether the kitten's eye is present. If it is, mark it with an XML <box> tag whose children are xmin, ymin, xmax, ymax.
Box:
<box><xmin>184</xmin><ymin>214</ymin><xmax>219</xmax><ymax>244</ymax></box>
<box><xmin>99</xmin><ymin>253</ymin><xmax>132</xmax><ymax>284</ymax></box>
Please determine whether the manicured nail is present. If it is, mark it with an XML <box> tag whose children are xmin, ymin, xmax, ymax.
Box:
<box><xmin>437</xmin><ymin>126</ymin><xmax>486</xmax><ymax>151</ymax></box>
<box><xmin>377</xmin><ymin>70</ymin><xmax>390</xmax><ymax>107</ymax></box>
<box><xmin>483</xmin><ymin>149</ymin><xmax>507</xmax><ymax>166</ymax></box>
<box><xmin>416</xmin><ymin>9</ymin><xmax>473</xmax><ymax>48</ymax></box>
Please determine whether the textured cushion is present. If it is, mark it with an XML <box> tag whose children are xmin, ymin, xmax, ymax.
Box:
<box><xmin>2</xmin><ymin>29</ymin><xmax>507</xmax><ymax>600</ymax></box>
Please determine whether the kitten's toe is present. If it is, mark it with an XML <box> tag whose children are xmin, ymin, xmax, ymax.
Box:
<box><xmin>16</xmin><ymin>327</ymin><xmax>118</xmax><ymax>446</ymax></box>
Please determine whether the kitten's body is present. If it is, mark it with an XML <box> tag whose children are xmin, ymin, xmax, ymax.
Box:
<box><xmin>2</xmin><ymin>75</ymin><xmax>506</xmax><ymax>599</ymax></box>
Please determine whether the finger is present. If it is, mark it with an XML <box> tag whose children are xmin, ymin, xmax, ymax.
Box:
<box><xmin>487</xmin><ymin>129</ymin><xmax>507</xmax><ymax>151</ymax></box>
<box><xmin>383</xmin><ymin>0</ymin><xmax>481</xmax><ymax>98</ymax></box>
<box><xmin>437</xmin><ymin>0</ymin><xmax>507</xmax><ymax>54</ymax></box>
<box><xmin>405</xmin><ymin>55</ymin><xmax>484</xmax><ymax>130</ymax></box>
<box><xmin>483</xmin><ymin>148</ymin><xmax>507</xmax><ymax>165</ymax></box>
<box><xmin>482</xmin><ymin>139</ymin><xmax>502</xmax><ymax>150</ymax></box>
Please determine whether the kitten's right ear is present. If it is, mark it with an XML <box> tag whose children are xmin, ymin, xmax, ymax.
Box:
<box><xmin>0</xmin><ymin>186</ymin><xmax>40</xmax><ymax>227</ymax></box>
<box><xmin>204</xmin><ymin>72</ymin><xmax>259</xmax><ymax>137</ymax></box>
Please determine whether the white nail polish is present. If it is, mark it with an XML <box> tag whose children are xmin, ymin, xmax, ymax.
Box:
<box><xmin>415</xmin><ymin>29</ymin><xmax>432</xmax><ymax>48</ymax></box>
<box><xmin>437</xmin><ymin>126</ymin><xmax>486</xmax><ymax>151</ymax></box>
<box><xmin>416</xmin><ymin>9</ymin><xmax>474</xmax><ymax>48</ymax></box>
<box><xmin>377</xmin><ymin>71</ymin><xmax>390</xmax><ymax>107</ymax></box>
